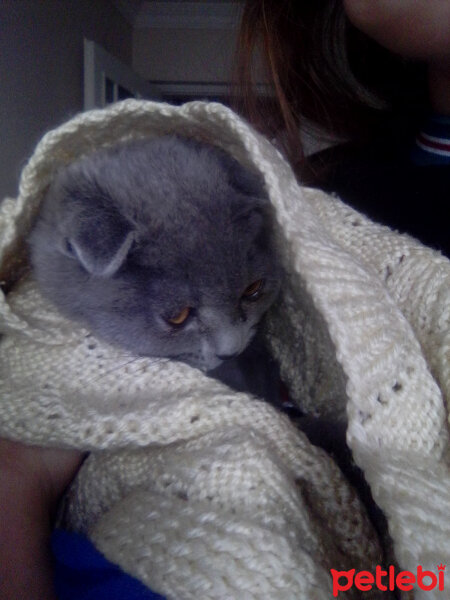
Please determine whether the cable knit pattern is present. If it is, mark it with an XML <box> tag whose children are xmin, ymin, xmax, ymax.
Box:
<box><xmin>0</xmin><ymin>100</ymin><xmax>449</xmax><ymax>599</ymax></box>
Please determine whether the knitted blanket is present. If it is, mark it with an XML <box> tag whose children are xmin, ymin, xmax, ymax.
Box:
<box><xmin>0</xmin><ymin>100</ymin><xmax>449</xmax><ymax>599</ymax></box>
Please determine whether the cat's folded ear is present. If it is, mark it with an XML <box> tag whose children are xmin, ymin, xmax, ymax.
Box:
<box><xmin>60</xmin><ymin>196</ymin><xmax>135</xmax><ymax>277</ymax></box>
<box><xmin>226</xmin><ymin>158</ymin><xmax>269</xmax><ymax>202</ymax></box>
<box><xmin>225</xmin><ymin>157</ymin><xmax>272</xmax><ymax>236</ymax></box>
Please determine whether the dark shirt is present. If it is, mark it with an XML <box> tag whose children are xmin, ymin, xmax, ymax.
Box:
<box><xmin>310</xmin><ymin>138</ymin><xmax>449</xmax><ymax>257</ymax></box>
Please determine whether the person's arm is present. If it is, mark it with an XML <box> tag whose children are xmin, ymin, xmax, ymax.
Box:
<box><xmin>0</xmin><ymin>439</ymin><xmax>83</xmax><ymax>600</ymax></box>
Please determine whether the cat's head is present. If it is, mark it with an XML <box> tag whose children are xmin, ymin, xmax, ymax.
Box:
<box><xmin>29</xmin><ymin>136</ymin><xmax>280</xmax><ymax>371</ymax></box>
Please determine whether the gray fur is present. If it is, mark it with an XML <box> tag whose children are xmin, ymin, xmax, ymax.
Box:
<box><xmin>29</xmin><ymin>136</ymin><xmax>280</xmax><ymax>372</ymax></box>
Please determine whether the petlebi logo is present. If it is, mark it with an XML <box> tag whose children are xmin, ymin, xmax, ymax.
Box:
<box><xmin>330</xmin><ymin>564</ymin><xmax>446</xmax><ymax>596</ymax></box>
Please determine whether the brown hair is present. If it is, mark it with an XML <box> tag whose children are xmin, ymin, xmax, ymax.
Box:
<box><xmin>234</xmin><ymin>0</ymin><xmax>427</xmax><ymax>173</ymax></box>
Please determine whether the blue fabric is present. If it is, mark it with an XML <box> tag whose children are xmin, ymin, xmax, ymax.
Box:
<box><xmin>52</xmin><ymin>529</ymin><xmax>166</xmax><ymax>600</ymax></box>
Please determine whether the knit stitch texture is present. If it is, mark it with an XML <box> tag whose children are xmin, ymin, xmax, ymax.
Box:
<box><xmin>0</xmin><ymin>100</ymin><xmax>449</xmax><ymax>599</ymax></box>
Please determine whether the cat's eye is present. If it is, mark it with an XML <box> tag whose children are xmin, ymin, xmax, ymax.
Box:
<box><xmin>242</xmin><ymin>279</ymin><xmax>264</xmax><ymax>300</ymax></box>
<box><xmin>167</xmin><ymin>306</ymin><xmax>191</xmax><ymax>326</ymax></box>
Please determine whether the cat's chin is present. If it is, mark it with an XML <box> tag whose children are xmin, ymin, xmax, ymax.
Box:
<box><xmin>171</xmin><ymin>354</ymin><xmax>224</xmax><ymax>373</ymax></box>
<box><xmin>203</xmin><ymin>357</ymin><xmax>225</xmax><ymax>372</ymax></box>
<box><xmin>192</xmin><ymin>356</ymin><xmax>225</xmax><ymax>372</ymax></box>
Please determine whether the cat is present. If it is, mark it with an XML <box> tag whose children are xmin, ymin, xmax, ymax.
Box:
<box><xmin>29</xmin><ymin>135</ymin><xmax>281</xmax><ymax>393</ymax></box>
<box><xmin>27</xmin><ymin>135</ymin><xmax>384</xmax><ymax>539</ymax></box>
<box><xmin>28</xmin><ymin>135</ymin><xmax>362</xmax><ymax>491</ymax></box>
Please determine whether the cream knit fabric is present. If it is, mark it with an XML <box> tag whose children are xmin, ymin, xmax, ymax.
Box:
<box><xmin>0</xmin><ymin>100</ymin><xmax>449</xmax><ymax>599</ymax></box>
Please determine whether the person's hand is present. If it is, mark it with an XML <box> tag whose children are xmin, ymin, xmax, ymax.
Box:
<box><xmin>0</xmin><ymin>439</ymin><xmax>84</xmax><ymax>600</ymax></box>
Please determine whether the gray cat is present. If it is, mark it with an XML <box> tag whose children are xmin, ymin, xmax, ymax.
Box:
<box><xmin>29</xmin><ymin>136</ymin><xmax>281</xmax><ymax>392</ymax></box>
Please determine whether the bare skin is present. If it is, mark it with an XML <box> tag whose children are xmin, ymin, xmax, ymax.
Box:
<box><xmin>428</xmin><ymin>62</ymin><xmax>450</xmax><ymax>115</ymax></box>
<box><xmin>343</xmin><ymin>0</ymin><xmax>450</xmax><ymax>114</ymax></box>
<box><xmin>0</xmin><ymin>440</ymin><xmax>83</xmax><ymax>599</ymax></box>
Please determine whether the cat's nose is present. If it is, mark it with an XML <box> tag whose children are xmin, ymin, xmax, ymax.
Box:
<box><xmin>216</xmin><ymin>351</ymin><xmax>240</xmax><ymax>361</ymax></box>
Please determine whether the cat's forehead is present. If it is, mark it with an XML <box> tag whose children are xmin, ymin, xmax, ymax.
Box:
<box><xmin>73</xmin><ymin>137</ymin><xmax>264</xmax><ymax>217</ymax></box>
<box><xmin>132</xmin><ymin>210</ymin><xmax>268</xmax><ymax>295</ymax></box>
<box><xmin>134</xmin><ymin>222</ymin><xmax>259</xmax><ymax>277</ymax></box>
<box><xmin>144</xmin><ymin>263</ymin><xmax>258</xmax><ymax>309</ymax></box>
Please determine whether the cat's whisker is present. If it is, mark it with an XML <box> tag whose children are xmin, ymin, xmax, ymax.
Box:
<box><xmin>84</xmin><ymin>355</ymin><xmax>172</xmax><ymax>386</ymax></box>
<box><xmin>84</xmin><ymin>356</ymin><xmax>141</xmax><ymax>385</ymax></box>
<box><xmin>2</xmin><ymin>356</ymin><xmax>172</xmax><ymax>395</ymax></box>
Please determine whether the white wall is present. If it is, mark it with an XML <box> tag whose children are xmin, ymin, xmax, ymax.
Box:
<box><xmin>133</xmin><ymin>27</ymin><xmax>237</xmax><ymax>84</ymax></box>
<box><xmin>0</xmin><ymin>0</ymin><xmax>132</xmax><ymax>199</ymax></box>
